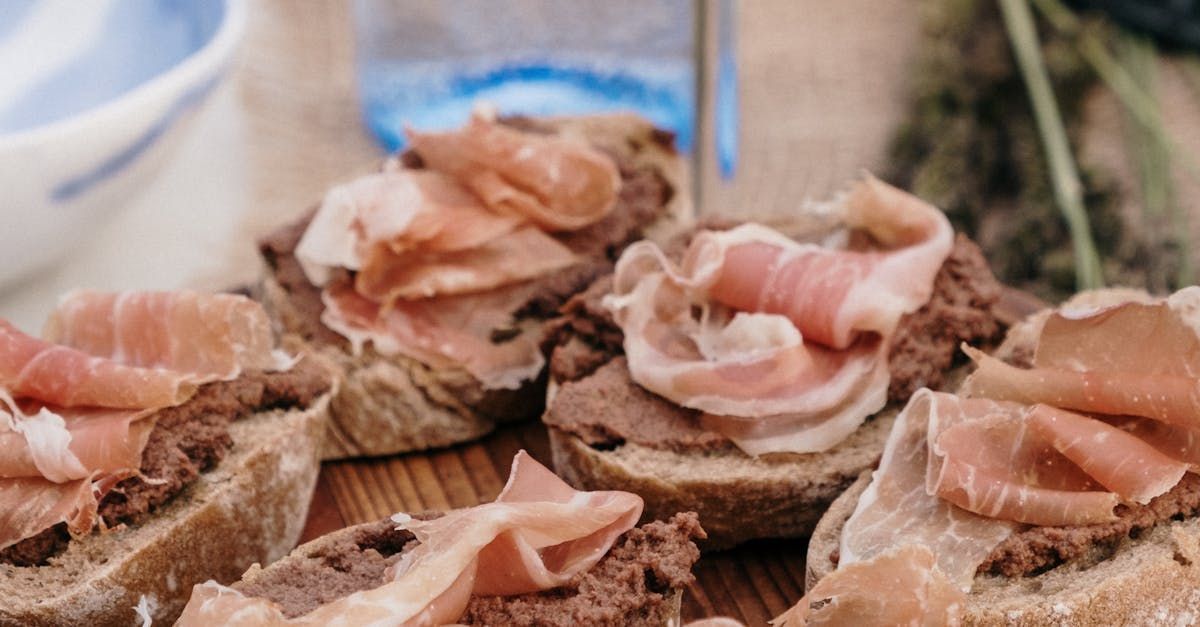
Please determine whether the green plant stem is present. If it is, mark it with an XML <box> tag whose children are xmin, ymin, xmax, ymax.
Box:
<box><xmin>1034</xmin><ymin>0</ymin><xmax>1194</xmax><ymax>286</ymax></box>
<box><xmin>1183</xmin><ymin>57</ymin><xmax>1200</xmax><ymax>103</ymax></box>
<box><xmin>998</xmin><ymin>0</ymin><xmax>1104</xmax><ymax>290</ymax></box>
<box><xmin>1033</xmin><ymin>0</ymin><xmax>1200</xmax><ymax>181</ymax></box>
<box><xmin>1115</xmin><ymin>35</ymin><xmax>1192</xmax><ymax>287</ymax></box>
<box><xmin>1117</xmin><ymin>36</ymin><xmax>1167</xmax><ymax>218</ymax></box>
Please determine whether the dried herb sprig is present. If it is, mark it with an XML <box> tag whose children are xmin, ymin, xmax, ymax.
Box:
<box><xmin>1033</xmin><ymin>0</ymin><xmax>1197</xmax><ymax>286</ymax></box>
<box><xmin>999</xmin><ymin>0</ymin><xmax>1105</xmax><ymax>289</ymax></box>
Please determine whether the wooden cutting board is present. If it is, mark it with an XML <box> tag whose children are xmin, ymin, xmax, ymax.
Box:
<box><xmin>298</xmin><ymin>288</ymin><xmax>1044</xmax><ymax>625</ymax></box>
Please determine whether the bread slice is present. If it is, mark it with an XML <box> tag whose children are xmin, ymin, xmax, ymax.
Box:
<box><xmin>0</xmin><ymin>391</ymin><xmax>333</xmax><ymax>626</ymax></box>
<box><xmin>549</xmin><ymin>409</ymin><xmax>898</xmax><ymax>550</ymax></box>
<box><xmin>212</xmin><ymin>512</ymin><xmax>704</xmax><ymax>626</ymax></box>
<box><xmin>807</xmin><ymin>473</ymin><xmax>1200</xmax><ymax>626</ymax></box>
<box><xmin>543</xmin><ymin>210</ymin><xmax>1018</xmax><ymax>549</ymax></box>
<box><xmin>259</xmin><ymin>114</ymin><xmax>693</xmax><ymax>461</ymax></box>
<box><xmin>805</xmin><ymin>287</ymin><xmax>1200</xmax><ymax>625</ymax></box>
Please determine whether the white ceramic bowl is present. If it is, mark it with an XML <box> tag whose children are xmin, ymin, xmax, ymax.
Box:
<box><xmin>0</xmin><ymin>0</ymin><xmax>245</xmax><ymax>290</ymax></box>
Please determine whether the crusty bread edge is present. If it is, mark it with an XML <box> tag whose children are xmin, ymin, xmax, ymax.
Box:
<box><xmin>264</xmin><ymin>113</ymin><xmax>696</xmax><ymax>461</ymax></box>
<box><xmin>547</xmin><ymin>409</ymin><xmax>898</xmax><ymax>550</ymax></box>
<box><xmin>804</xmin><ymin>287</ymin><xmax>1200</xmax><ymax>625</ymax></box>
<box><xmin>0</xmin><ymin>392</ymin><xmax>332</xmax><ymax>627</ymax></box>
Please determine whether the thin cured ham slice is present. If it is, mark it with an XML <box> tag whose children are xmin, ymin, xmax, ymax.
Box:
<box><xmin>45</xmin><ymin>290</ymin><xmax>293</xmax><ymax>381</ymax></box>
<box><xmin>355</xmin><ymin>226</ymin><xmax>578</xmax><ymax>302</ymax></box>
<box><xmin>406</xmin><ymin>110</ymin><xmax>620</xmax><ymax>232</ymax></box>
<box><xmin>294</xmin><ymin>114</ymin><xmax>617</xmax><ymax>386</ymax></box>
<box><xmin>1104</xmin><ymin>415</ymin><xmax>1200</xmax><ymax>471</ymax></box>
<box><xmin>606</xmin><ymin>177</ymin><xmax>953</xmax><ymax>455</ymax></box>
<box><xmin>322</xmin><ymin>284</ymin><xmax>546</xmax><ymax>391</ymax></box>
<box><xmin>775</xmin><ymin>391</ymin><xmax>1014</xmax><ymax>625</ymax></box>
<box><xmin>357</xmin><ymin>170</ymin><xmax>522</xmax><ymax>254</ymax></box>
<box><xmin>0</xmin><ymin>401</ymin><xmax>154</xmax><ymax>482</ymax></box>
<box><xmin>964</xmin><ymin>347</ymin><xmax>1200</xmax><ymax>432</ymax></box>
<box><xmin>929</xmin><ymin>408</ymin><xmax>1120</xmax><ymax>526</ymax></box>
<box><xmin>0</xmin><ymin>471</ymin><xmax>131</xmax><ymax>550</ymax></box>
<box><xmin>927</xmin><ymin>399</ymin><xmax>1185</xmax><ymax>525</ymax></box>
<box><xmin>294</xmin><ymin>169</ymin><xmax>525</xmax><ymax>288</ymax></box>
<box><xmin>705</xmin><ymin>178</ymin><xmax>954</xmax><ymax>349</ymax></box>
<box><xmin>774</xmin><ymin>545</ymin><xmax>964</xmax><ymax>627</ymax></box>
<box><xmin>839</xmin><ymin>390</ymin><xmax>1015</xmax><ymax>585</ymax></box>
<box><xmin>0</xmin><ymin>291</ymin><xmax>295</xmax><ymax>551</ymax></box>
<box><xmin>1024</xmin><ymin>404</ymin><xmax>1186</xmax><ymax>505</ymax></box>
<box><xmin>790</xmin><ymin>290</ymin><xmax>1200</xmax><ymax>624</ymax></box>
<box><xmin>0</xmin><ymin>320</ymin><xmax>194</xmax><ymax>409</ymax></box>
<box><xmin>175</xmin><ymin>451</ymin><xmax>643</xmax><ymax>626</ymax></box>
<box><xmin>964</xmin><ymin>289</ymin><xmax>1200</xmax><ymax>428</ymax></box>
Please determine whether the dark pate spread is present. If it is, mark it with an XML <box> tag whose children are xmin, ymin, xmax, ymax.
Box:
<box><xmin>978</xmin><ymin>472</ymin><xmax>1200</xmax><ymax>577</ymax></box>
<box><xmin>0</xmin><ymin>360</ymin><xmax>331</xmax><ymax>567</ymax></box>
<box><xmin>544</xmin><ymin>235</ymin><xmax>1005</xmax><ymax>453</ymax></box>
<box><xmin>234</xmin><ymin>512</ymin><xmax>704</xmax><ymax>625</ymax></box>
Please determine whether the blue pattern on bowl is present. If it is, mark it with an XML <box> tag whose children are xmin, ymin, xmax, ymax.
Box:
<box><xmin>0</xmin><ymin>0</ymin><xmax>226</xmax><ymax>134</ymax></box>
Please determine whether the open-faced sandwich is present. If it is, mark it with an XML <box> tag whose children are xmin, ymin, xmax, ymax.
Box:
<box><xmin>175</xmin><ymin>450</ymin><xmax>704</xmax><ymax>626</ymax></box>
<box><xmin>798</xmin><ymin>287</ymin><xmax>1200</xmax><ymax>625</ymax></box>
<box><xmin>543</xmin><ymin>176</ymin><xmax>1017</xmax><ymax>548</ymax></box>
<box><xmin>0</xmin><ymin>290</ymin><xmax>333</xmax><ymax>626</ymax></box>
<box><xmin>258</xmin><ymin>110</ymin><xmax>692</xmax><ymax>460</ymax></box>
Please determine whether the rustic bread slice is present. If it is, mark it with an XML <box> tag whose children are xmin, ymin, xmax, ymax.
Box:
<box><xmin>549</xmin><ymin>409</ymin><xmax>898</xmax><ymax>550</ymax></box>
<box><xmin>0</xmin><ymin>391</ymin><xmax>333</xmax><ymax>626</ymax></box>
<box><xmin>807</xmin><ymin>473</ymin><xmax>1200</xmax><ymax>626</ymax></box>
<box><xmin>543</xmin><ymin>208</ymin><xmax>1018</xmax><ymax>549</ymax></box>
<box><xmin>805</xmin><ymin>287</ymin><xmax>1200</xmax><ymax>625</ymax></box>
<box><xmin>259</xmin><ymin>113</ymin><xmax>693</xmax><ymax>460</ymax></box>
<box><xmin>216</xmin><ymin>512</ymin><xmax>703</xmax><ymax>626</ymax></box>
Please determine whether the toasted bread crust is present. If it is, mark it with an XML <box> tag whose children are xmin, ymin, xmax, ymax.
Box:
<box><xmin>548</xmin><ymin>409</ymin><xmax>897</xmax><ymax>550</ymax></box>
<box><xmin>261</xmin><ymin>114</ymin><xmax>693</xmax><ymax>461</ymax></box>
<box><xmin>0</xmin><ymin>393</ymin><xmax>331</xmax><ymax>627</ymax></box>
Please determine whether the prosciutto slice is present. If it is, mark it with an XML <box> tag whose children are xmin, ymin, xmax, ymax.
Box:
<box><xmin>355</xmin><ymin>226</ymin><xmax>577</xmax><ymax>302</ymax></box>
<box><xmin>292</xmin><ymin>131</ymin><xmax>597</xmax><ymax>390</ymax></box>
<box><xmin>607</xmin><ymin>177</ymin><xmax>953</xmax><ymax>454</ymax></box>
<box><xmin>0</xmin><ymin>401</ymin><xmax>154</xmax><ymax>482</ymax></box>
<box><xmin>406</xmin><ymin>110</ymin><xmax>620</xmax><ymax>232</ymax></box>
<box><xmin>294</xmin><ymin>169</ymin><xmax>537</xmax><ymax>292</ymax></box>
<box><xmin>963</xmin><ymin>288</ymin><xmax>1200</xmax><ymax>428</ymax></box>
<box><xmin>175</xmin><ymin>451</ymin><xmax>643</xmax><ymax>626</ymax></box>
<box><xmin>787</xmin><ymin>289</ymin><xmax>1200</xmax><ymax>624</ymax></box>
<box><xmin>0</xmin><ymin>291</ymin><xmax>294</xmax><ymax>551</ymax></box>
<box><xmin>839</xmin><ymin>390</ymin><xmax>1015</xmax><ymax>584</ymax></box>
<box><xmin>322</xmin><ymin>283</ymin><xmax>545</xmax><ymax>391</ymax></box>
<box><xmin>45</xmin><ymin>290</ymin><xmax>292</xmax><ymax>380</ymax></box>
<box><xmin>0</xmin><ymin>470</ymin><xmax>133</xmax><ymax>550</ymax></box>
<box><xmin>0</xmin><ymin>319</ymin><xmax>193</xmax><ymax>409</ymax></box>
<box><xmin>774</xmin><ymin>545</ymin><xmax>964</xmax><ymax>627</ymax></box>
<box><xmin>773</xmin><ymin>390</ymin><xmax>1014</xmax><ymax>625</ymax></box>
